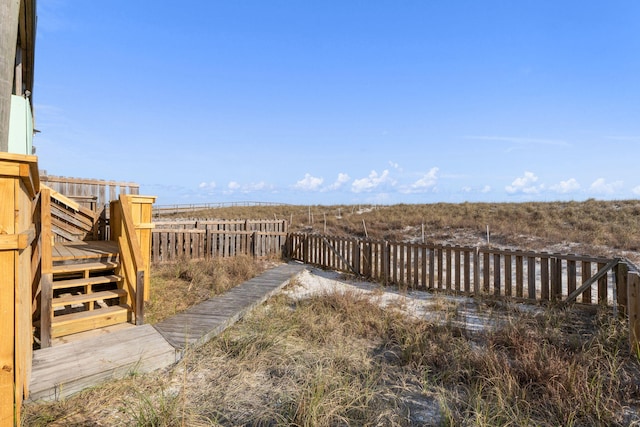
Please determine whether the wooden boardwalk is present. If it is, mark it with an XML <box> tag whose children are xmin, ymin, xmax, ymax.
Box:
<box><xmin>29</xmin><ymin>262</ymin><xmax>306</xmax><ymax>401</ymax></box>
<box><xmin>154</xmin><ymin>262</ymin><xmax>306</xmax><ymax>351</ymax></box>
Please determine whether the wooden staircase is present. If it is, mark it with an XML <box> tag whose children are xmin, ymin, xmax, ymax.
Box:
<box><xmin>37</xmin><ymin>189</ymin><xmax>155</xmax><ymax>348</ymax></box>
<box><xmin>45</xmin><ymin>242</ymin><xmax>132</xmax><ymax>340</ymax></box>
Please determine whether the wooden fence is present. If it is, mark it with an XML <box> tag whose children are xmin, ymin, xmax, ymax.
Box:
<box><xmin>287</xmin><ymin>233</ymin><xmax>629</xmax><ymax>309</ymax></box>
<box><xmin>40</xmin><ymin>174</ymin><xmax>139</xmax><ymax>210</ymax></box>
<box><xmin>152</xmin><ymin>219</ymin><xmax>288</xmax><ymax>262</ymax></box>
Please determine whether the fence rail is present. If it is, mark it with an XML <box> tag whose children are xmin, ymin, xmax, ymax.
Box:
<box><xmin>153</xmin><ymin>201</ymin><xmax>291</xmax><ymax>216</ymax></box>
<box><xmin>287</xmin><ymin>233</ymin><xmax>626</xmax><ymax>308</ymax></box>
<box><xmin>40</xmin><ymin>174</ymin><xmax>139</xmax><ymax>210</ymax></box>
<box><xmin>152</xmin><ymin>219</ymin><xmax>288</xmax><ymax>262</ymax></box>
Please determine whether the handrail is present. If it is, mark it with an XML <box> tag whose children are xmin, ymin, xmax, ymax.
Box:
<box><xmin>38</xmin><ymin>187</ymin><xmax>53</xmax><ymax>348</ymax></box>
<box><xmin>111</xmin><ymin>195</ymin><xmax>145</xmax><ymax>325</ymax></box>
<box><xmin>43</xmin><ymin>183</ymin><xmax>99</xmax><ymax>241</ymax></box>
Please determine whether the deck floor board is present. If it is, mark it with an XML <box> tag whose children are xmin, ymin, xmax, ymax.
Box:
<box><xmin>29</xmin><ymin>262</ymin><xmax>306</xmax><ymax>401</ymax></box>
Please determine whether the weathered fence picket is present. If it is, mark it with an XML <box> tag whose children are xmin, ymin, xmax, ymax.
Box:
<box><xmin>152</xmin><ymin>219</ymin><xmax>288</xmax><ymax>262</ymax></box>
<box><xmin>287</xmin><ymin>233</ymin><xmax>624</xmax><ymax>309</ymax></box>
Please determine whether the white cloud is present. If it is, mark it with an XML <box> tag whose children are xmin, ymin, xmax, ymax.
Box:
<box><xmin>550</xmin><ymin>178</ymin><xmax>580</xmax><ymax>194</ymax></box>
<box><xmin>351</xmin><ymin>169</ymin><xmax>392</xmax><ymax>193</ymax></box>
<box><xmin>198</xmin><ymin>181</ymin><xmax>216</xmax><ymax>189</ymax></box>
<box><xmin>326</xmin><ymin>173</ymin><xmax>350</xmax><ymax>191</ymax></box>
<box><xmin>632</xmin><ymin>186</ymin><xmax>640</xmax><ymax>195</ymax></box>
<box><xmin>295</xmin><ymin>173</ymin><xmax>324</xmax><ymax>191</ymax></box>
<box><xmin>388</xmin><ymin>161</ymin><xmax>402</xmax><ymax>171</ymax></box>
<box><xmin>505</xmin><ymin>171</ymin><xmax>543</xmax><ymax>194</ymax></box>
<box><xmin>481</xmin><ymin>185</ymin><xmax>491</xmax><ymax>193</ymax></box>
<box><xmin>224</xmin><ymin>181</ymin><xmax>273</xmax><ymax>194</ymax></box>
<box><xmin>589</xmin><ymin>178</ymin><xmax>623</xmax><ymax>195</ymax></box>
<box><xmin>406</xmin><ymin>167</ymin><xmax>439</xmax><ymax>193</ymax></box>
<box><xmin>462</xmin><ymin>186</ymin><xmax>471</xmax><ymax>193</ymax></box>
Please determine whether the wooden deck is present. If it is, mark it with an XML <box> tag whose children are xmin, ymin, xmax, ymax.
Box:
<box><xmin>51</xmin><ymin>240</ymin><xmax>119</xmax><ymax>262</ymax></box>
<box><xmin>28</xmin><ymin>262</ymin><xmax>306</xmax><ymax>401</ymax></box>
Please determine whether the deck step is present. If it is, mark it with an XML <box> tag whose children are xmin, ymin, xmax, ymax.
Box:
<box><xmin>52</xmin><ymin>289</ymin><xmax>127</xmax><ymax>308</ymax></box>
<box><xmin>52</xmin><ymin>274</ymin><xmax>122</xmax><ymax>291</ymax></box>
<box><xmin>51</xmin><ymin>305</ymin><xmax>130</xmax><ymax>338</ymax></box>
<box><xmin>52</xmin><ymin>261</ymin><xmax>119</xmax><ymax>275</ymax></box>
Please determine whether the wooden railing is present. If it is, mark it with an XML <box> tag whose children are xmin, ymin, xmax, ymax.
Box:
<box><xmin>37</xmin><ymin>187</ymin><xmax>53</xmax><ymax>348</ymax></box>
<box><xmin>43</xmin><ymin>184</ymin><xmax>99</xmax><ymax>242</ymax></box>
<box><xmin>0</xmin><ymin>153</ymin><xmax>40</xmax><ymax>420</ymax></box>
<box><xmin>152</xmin><ymin>219</ymin><xmax>288</xmax><ymax>262</ymax></box>
<box><xmin>40</xmin><ymin>174</ymin><xmax>139</xmax><ymax>209</ymax></box>
<box><xmin>287</xmin><ymin>233</ymin><xmax>626</xmax><ymax>308</ymax></box>
<box><xmin>110</xmin><ymin>195</ymin><xmax>155</xmax><ymax>324</ymax></box>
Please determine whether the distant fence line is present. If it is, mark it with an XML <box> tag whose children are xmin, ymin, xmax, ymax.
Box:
<box><xmin>152</xmin><ymin>219</ymin><xmax>288</xmax><ymax>262</ymax></box>
<box><xmin>287</xmin><ymin>232</ymin><xmax>632</xmax><ymax>309</ymax></box>
<box><xmin>153</xmin><ymin>202</ymin><xmax>292</xmax><ymax>216</ymax></box>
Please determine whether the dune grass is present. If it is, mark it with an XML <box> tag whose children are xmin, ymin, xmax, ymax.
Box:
<box><xmin>164</xmin><ymin>200</ymin><xmax>640</xmax><ymax>256</ymax></box>
<box><xmin>23</xmin><ymin>282</ymin><xmax>640</xmax><ymax>426</ymax></box>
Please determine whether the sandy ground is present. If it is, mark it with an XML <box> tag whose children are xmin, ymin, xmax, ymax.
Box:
<box><xmin>282</xmin><ymin>265</ymin><xmax>544</xmax><ymax>334</ymax></box>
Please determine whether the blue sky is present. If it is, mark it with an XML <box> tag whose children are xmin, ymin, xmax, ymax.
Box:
<box><xmin>34</xmin><ymin>1</ymin><xmax>640</xmax><ymax>205</ymax></box>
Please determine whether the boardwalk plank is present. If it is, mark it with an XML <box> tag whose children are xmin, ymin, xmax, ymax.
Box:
<box><xmin>29</xmin><ymin>324</ymin><xmax>176</xmax><ymax>401</ymax></box>
<box><xmin>154</xmin><ymin>263</ymin><xmax>305</xmax><ymax>349</ymax></box>
<box><xmin>29</xmin><ymin>262</ymin><xmax>306</xmax><ymax>401</ymax></box>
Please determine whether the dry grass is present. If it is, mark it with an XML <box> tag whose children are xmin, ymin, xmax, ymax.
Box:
<box><xmin>164</xmin><ymin>200</ymin><xmax>640</xmax><ymax>258</ymax></box>
<box><xmin>22</xmin><ymin>201</ymin><xmax>640</xmax><ymax>424</ymax></box>
<box><xmin>23</xmin><ymin>286</ymin><xmax>640</xmax><ymax>426</ymax></box>
<box><xmin>145</xmin><ymin>255</ymin><xmax>267</xmax><ymax>324</ymax></box>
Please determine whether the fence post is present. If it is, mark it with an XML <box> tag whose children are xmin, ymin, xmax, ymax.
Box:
<box><xmin>617</xmin><ymin>262</ymin><xmax>628</xmax><ymax>317</ymax></box>
<box><xmin>473</xmin><ymin>247</ymin><xmax>480</xmax><ymax>295</ymax></box>
<box><xmin>383</xmin><ymin>241</ymin><xmax>390</xmax><ymax>285</ymax></box>
<box><xmin>627</xmin><ymin>272</ymin><xmax>640</xmax><ymax>354</ymax></box>
<box><xmin>303</xmin><ymin>234</ymin><xmax>309</xmax><ymax>264</ymax></box>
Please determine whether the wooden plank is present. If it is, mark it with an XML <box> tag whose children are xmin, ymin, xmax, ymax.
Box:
<box><xmin>0</xmin><ymin>176</ymin><xmax>16</xmax><ymax>421</ymax></box>
<box><xmin>568</xmin><ymin>259</ymin><xmax>577</xmax><ymax>296</ymax></box>
<box><xmin>446</xmin><ymin>246</ymin><xmax>452</xmax><ymax>291</ymax></box>
<box><xmin>565</xmin><ymin>259</ymin><xmax>618</xmax><ymax>305</ymax></box>
<box><xmin>399</xmin><ymin>243</ymin><xmax>405</xmax><ymax>285</ymax></box>
<box><xmin>29</xmin><ymin>324</ymin><xmax>175</xmax><ymax>401</ymax></box>
<box><xmin>540</xmin><ymin>256</ymin><xmax>549</xmax><ymax>301</ymax></box>
<box><xmin>154</xmin><ymin>263</ymin><xmax>305</xmax><ymax>350</ymax></box>
<box><xmin>437</xmin><ymin>247</ymin><xmax>443</xmax><ymax>289</ymax></box>
<box><xmin>515</xmin><ymin>253</ymin><xmax>524</xmax><ymax>298</ymax></box>
<box><xmin>494</xmin><ymin>253</ymin><xmax>501</xmax><ymax>296</ymax></box>
<box><xmin>454</xmin><ymin>247</ymin><xmax>461</xmax><ymax>292</ymax></box>
<box><xmin>483</xmin><ymin>251</ymin><xmax>490</xmax><ymax>294</ymax></box>
<box><xmin>628</xmin><ymin>273</ymin><xmax>640</xmax><ymax>354</ymax></box>
<box><xmin>598</xmin><ymin>261</ymin><xmax>608</xmax><ymax>305</ymax></box>
<box><xmin>527</xmin><ymin>256</ymin><xmax>536</xmax><ymax>300</ymax></box>
<box><xmin>413</xmin><ymin>244</ymin><xmax>419</xmax><ymax>288</ymax></box>
<box><xmin>51</xmin><ymin>305</ymin><xmax>129</xmax><ymax>338</ymax></box>
<box><xmin>617</xmin><ymin>263</ymin><xmax>628</xmax><ymax>316</ymax></box>
<box><xmin>582</xmin><ymin>261</ymin><xmax>592</xmax><ymax>304</ymax></box>
<box><xmin>464</xmin><ymin>250</ymin><xmax>471</xmax><ymax>294</ymax></box>
<box><xmin>429</xmin><ymin>247</ymin><xmax>435</xmax><ymax>288</ymax></box>
<box><xmin>504</xmin><ymin>254</ymin><xmax>512</xmax><ymax>297</ymax></box>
